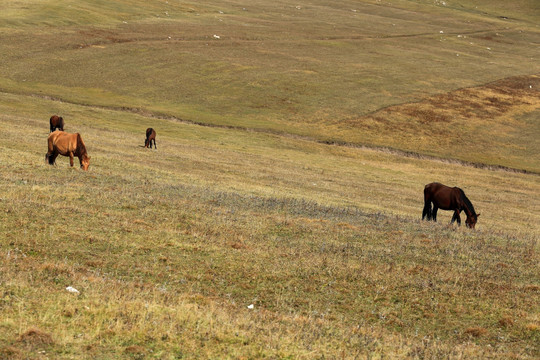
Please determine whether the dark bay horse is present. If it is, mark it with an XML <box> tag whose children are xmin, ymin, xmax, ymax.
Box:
<box><xmin>49</xmin><ymin>115</ymin><xmax>64</xmax><ymax>132</ymax></box>
<box><xmin>422</xmin><ymin>182</ymin><xmax>479</xmax><ymax>228</ymax></box>
<box><xmin>145</xmin><ymin>128</ymin><xmax>156</xmax><ymax>149</ymax></box>
<box><xmin>45</xmin><ymin>131</ymin><xmax>90</xmax><ymax>170</ymax></box>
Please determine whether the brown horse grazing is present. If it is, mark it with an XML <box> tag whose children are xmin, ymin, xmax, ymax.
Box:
<box><xmin>45</xmin><ymin>131</ymin><xmax>90</xmax><ymax>171</ymax></box>
<box><xmin>145</xmin><ymin>128</ymin><xmax>156</xmax><ymax>149</ymax></box>
<box><xmin>49</xmin><ymin>115</ymin><xmax>64</xmax><ymax>132</ymax></box>
<box><xmin>422</xmin><ymin>182</ymin><xmax>479</xmax><ymax>228</ymax></box>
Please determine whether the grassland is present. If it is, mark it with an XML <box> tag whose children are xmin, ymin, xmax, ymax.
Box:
<box><xmin>0</xmin><ymin>0</ymin><xmax>539</xmax><ymax>359</ymax></box>
<box><xmin>1</xmin><ymin>0</ymin><xmax>539</xmax><ymax>169</ymax></box>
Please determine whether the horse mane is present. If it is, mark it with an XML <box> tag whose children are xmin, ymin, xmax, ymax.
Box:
<box><xmin>458</xmin><ymin>188</ymin><xmax>476</xmax><ymax>216</ymax></box>
<box><xmin>76</xmin><ymin>133</ymin><xmax>87</xmax><ymax>157</ymax></box>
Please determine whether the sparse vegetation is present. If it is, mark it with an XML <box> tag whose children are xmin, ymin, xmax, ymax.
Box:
<box><xmin>0</xmin><ymin>0</ymin><xmax>538</xmax><ymax>359</ymax></box>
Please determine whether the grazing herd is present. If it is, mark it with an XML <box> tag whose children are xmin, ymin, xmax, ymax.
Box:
<box><xmin>44</xmin><ymin>115</ymin><xmax>479</xmax><ymax>228</ymax></box>
<box><xmin>45</xmin><ymin>115</ymin><xmax>156</xmax><ymax>172</ymax></box>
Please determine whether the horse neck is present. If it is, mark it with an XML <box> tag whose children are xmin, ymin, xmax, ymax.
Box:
<box><xmin>75</xmin><ymin>136</ymin><xmax>87</xmax><ymax>159</ymax></box>
<box><xmin>459</xmin><ymin>191</ymin><xmax>476</xmax><ymax>218</ymax></box>
<box><xmin>463</xmin><ymin>204</ymin><xmax>474</xmax><ymax>219</ymax></box>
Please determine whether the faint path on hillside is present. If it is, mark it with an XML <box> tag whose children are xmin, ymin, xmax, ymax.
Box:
<box><xmin>0</xmin><ymin>75</ymin><xmax>537</xmax><ymax>175</ymax></box>
<box><xmin>74</xmin><ymin>27</ymin><xmax>518</xmax><ymax>46</ymax></box>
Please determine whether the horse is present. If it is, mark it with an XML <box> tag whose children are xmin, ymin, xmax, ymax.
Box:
<box><xmin>422</xmin><ymin>182</ymin><xmax>479</xmax><ymax>228</ymax></box>
<box><xmin>49</xmin><ymin>115</ymin><xmax>64</xmax><ymax>132</ymax></box>
<box><xmin>45</xmin><ymin>131</ymin><xmax>90</xmax><ymax>171</ymax></box>
<box><xmin>145</xmin><ymin>128</ymin><xmax>156</xmax><ymax>149</ymax></box>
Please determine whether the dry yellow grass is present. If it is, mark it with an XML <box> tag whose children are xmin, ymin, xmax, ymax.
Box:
<box><xmin>0</xmin><ymin>94</ymin><xmax>538</xmax><ymax>358</ymax></box>
<box><xmin>339</xmin><ymin>75</ymin><xmax>540</xmax><ymax>172</ymax></box>
<box><xmin>0</xmin><ymin>0</ymin><xmax>539</xmax><ymax>358</ymax></box>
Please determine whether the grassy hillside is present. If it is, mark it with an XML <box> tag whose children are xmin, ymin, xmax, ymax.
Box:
<box><xmin>0</xmin><ymin>0</ymin><xmax>539</xmax><ymax>170</ymax></box>
<box><xmin>1</xmin><ymin>93</ymin><xmax>539</xmax><ymax>359</ymax></box>
<box><xmin>0</xmin><ymin>0</ymin><xmax>539</xmax><ymax>359</ymax></box>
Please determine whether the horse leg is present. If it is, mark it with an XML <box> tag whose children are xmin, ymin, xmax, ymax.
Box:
<box><xmin>432</xmin><ymin>206</ymin><xmax>438</xmax><ymax>222</ymax></box>
<box><xmin>153</xmin><ymin>139</ymin><xmax>156</xmax><ymax>149</ymax></box>
<box><xmin>455</xmin><ymin>211</ymin><xmax>461</xmax><ymax>226</ymax></box>
<box><xmin>422</xmin><ymin>201</ymin><xmax>431</xmax><ymax>221</ymax></box>
<box><xmin>50</xmin><ymin>152</ymin><xmax>58</xmax><ymax>165</ymax></box>
<box><xmin>69</xmin><ymin>152</ymin><xmax>74</xmax><ymax>167</ymax></box>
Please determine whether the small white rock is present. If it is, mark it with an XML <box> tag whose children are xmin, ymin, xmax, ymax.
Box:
<box><xmin>213</xmin><ymin>34</ymin><xmax>221</xmax><ymax>39</ymax></box>
<box><xmin>66</xmin><ymin>286</ymin><xmax>80</xmax><ymax>294</ymax></box>
<box><xmin>247</xmin><ymin>304</ymin><xmax>254</xmax><ymax>309</ymax></box>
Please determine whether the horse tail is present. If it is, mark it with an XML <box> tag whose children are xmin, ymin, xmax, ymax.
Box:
<box><xmin>46</xmin><ymin>132</ymin><xmax>54</xmax><ymax>164</ymax></box>
<box><xmin>45</xmin><ymin>152</ymin><xmax>54</xmax><ymax>165</ymax></box>
<box><xmin>145</xmin><ymin>128</ymin><xmax>152</xmax><ymax>147</ymax></box>
<box><xmin>422</xmin><ymin>185</ymin><xmax>432</xmax><ymax>220</ymax></box>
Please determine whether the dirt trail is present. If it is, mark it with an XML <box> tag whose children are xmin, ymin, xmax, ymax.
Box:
<box><xmin>1</xmin><ymin>74</ymin><xmax>538</xmax><ymax>175</ymax></box>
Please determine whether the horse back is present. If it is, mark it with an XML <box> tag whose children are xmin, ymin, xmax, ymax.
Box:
<box><xmin>425</xmin><ymin>182</ymin><xmax>460</xmax><ymax>210</ymax></box>
<box><xmin>424</xmin><ymin>182</ymin><xmax>445</xmax><ymax>198</ymax></box>
<box><xmin>48</xmin><ymin>131</ymin><xmax>61</xmax><ymax>152</ymax></box>
<box><xmin>48</xmin><ymin>131</ymin><xmax>78</xmax><ymax>155</ymax></box>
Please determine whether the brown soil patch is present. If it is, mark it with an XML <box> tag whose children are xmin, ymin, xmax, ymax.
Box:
<box><xmin>463</xmin><ymin>327</ymin><xmax>488</xmax><ymax>338</ymax></box>
<box><xmin>17</xmin><ymin>328</ymin><xmax>54</xmax><ymax>345</ymax></box>
<box><xmin>351</xmin><ymin>74</ymin><xmax>540</xmax><ymax>128</ymax></box>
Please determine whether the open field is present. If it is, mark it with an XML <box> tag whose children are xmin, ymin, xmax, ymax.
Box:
<box><xmin>1</xmin><ymin>93</ymin><xmax>538</xmax><ymax>359</ymax></box>
<box><xmin>0</xmin><ymin>0</ymin><xmax>539</xmax><ymax>359</ymax></box>
<box><xmin>0</xmin><ymin>0</ymin><xmax>539</xmax><ymax>169</ymax></box>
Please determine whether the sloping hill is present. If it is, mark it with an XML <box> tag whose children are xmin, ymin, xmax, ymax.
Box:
<box><xmin>0</xmin><ymin>1</ymin><xmax>539</xmax><ymax>358</ymax></box>
<box><xmin>1</xmin><ymin>91</ymin><xmax>539</xmax><ymax>359</ymax></box>
<box><xmin>0</xmin><ymin>0</ymin><xmax>538</xmax><ymax>169</ymax></box>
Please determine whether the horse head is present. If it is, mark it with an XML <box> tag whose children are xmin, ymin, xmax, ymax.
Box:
<box><xmin>81</xmin><ymin>155</ymin><xmax>90</xmax><ymax>171</ymax></box>
<box><xmin>465</xmin><ymin>213</ymin><xmax>479</xmax><ymax>229</ymax></box>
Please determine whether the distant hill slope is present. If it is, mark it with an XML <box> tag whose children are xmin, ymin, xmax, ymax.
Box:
<box><xmin>0</xmin><ymin>0</ymin><xmax>538</xmax><ymax>169</ymax></box>
<box><xmin>341</xmin><ymin>75</ymin><xmax>540</xmax><ymax>173</ymax></box>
